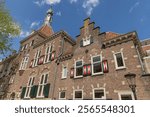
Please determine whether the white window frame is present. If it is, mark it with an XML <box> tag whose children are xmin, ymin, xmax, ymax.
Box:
<box><xmin>74</xmin><ymin>60</ymin><xmax>83</xmax><ymax>78</ymax></box>
<box><xmin>19</xmin><ymin>56</ymin><xmax>29</xmax><ymax>70</ymax></box>
<box><xmin>61</xmin><ymin>66</ymin><xmax>67</xmax><ymax>79</ymax></box>
<box><xmin>83</xmin><ymin>35</ymin><xmax>91</xmax><ymax>46</ymax></box>
<box><xmin>44</xmin><ymin>44</ymin><xmax>53</xmax><ymax>63</ymax></box>
<box><xmin>37</xmin><ymin>73</ymin><xmax>49</xmax><ymax>98</ymax></box>
<box><xmin>59</xmin><ymin>91</ymin><xmax>66</xmax><ymax>100</ymax></box>
<box><xmin>30</xmin><ymin>40</ymin><xmax>34</xmax><ymax>46</ymax></box>
<box><xmin>91</xmin><ymin>55</ymin><xmax>103</xmax><ymax>75</ymax></box>
<box><xmin>24</xmin><ymin>76</ymin><xmax>35</xmax><ymax>99</ymax></box>
<box><xmin>118</xmin><ymin>91</ymin><xmax>134</xmax><ymax>100</ymax></box>
<box><xmin>33</xmin><ymin>50</ymin><xmax>41</xmax><ymax>67</ymax></box>
<box><xmin>73</xmin><ymin>89</ymin><xmax>83</xmax><ymax>100</ymax></box>
<box><xmin>93</xmin><ymin>88</ymin><xmax>106</xmax><ymax>100</ymax></box>
<box><xmin>114</xmin><ymin>52</ymin><xmax>126</xmax><ymax>70</ymax></box>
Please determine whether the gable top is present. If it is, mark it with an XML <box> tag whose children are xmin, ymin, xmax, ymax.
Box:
<box><xmin>105</xmin><ymin>32</ymin><xmax>121</xmax><ymax>40</ymax></box>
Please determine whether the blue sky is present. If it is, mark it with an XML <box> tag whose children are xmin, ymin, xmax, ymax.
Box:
<box><xmin>1</xmin><ymin>0</ymin><xmax>150</xmax><ymax>58</ymax></box>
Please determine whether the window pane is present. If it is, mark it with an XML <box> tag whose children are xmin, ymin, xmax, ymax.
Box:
<box><xmin>121</xmin><ymin>95</ymin><xmax>132</xmax><ymax>100</ymax></box>
<box><xmin>94</xmin><ymin>89</ymin><xmax>104</xmax><ymax>98</ymax></box>
<box><xmin>116</xmin><ymin>53</ymin><xmax>124</xmax><ymax>67</ymax></box>
<box><xmin>63</xmin><ymin>67</ymin><xmax>67</xmax><ymax>77</ymax></box>
<box><xmin>44</xmin><ymin>74</ymin><xmax>48</xmax><ymax>83</ymax></box>
<box><xmin>40</xmin><ymin>75</ymin><xmax>44</xmax><ymax>84</ymax></box>
<box><xmin>60</xmin><ymin>91</ymin><xmax>65</xmax><ymax>98</ymax></box>
<box><xmin>93</xmin><ymin>56</ymin><xmax>100</xmax><ymax>63</ymax></box>
<box><xmin>75</xmin><ymin>91</ymin><xmax>82</xmax><ymax>98</ymax></box>
<box><xmin>38</xmin><ymin>86</ymin><xmax>42</xmax><ymax>96</ymax></box>
<box><xmin>76</xmin><ymin>67</ymin><xmax>83</xmax><ymax>76</ymax></box>
<box><xmin>93</xmin><ymin>63</ymin><xmax>102</xmax><ymax>73</ymax></box>
<box><xmin>76</xmin><ymin>61</ymin><xmax>82</xmax><ymax>66</ymax></box>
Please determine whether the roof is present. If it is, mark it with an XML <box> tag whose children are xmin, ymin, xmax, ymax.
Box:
<box><xmin>38</xmin><ymin>24</ymin><xmax>54</xmax><ymax>37</ymax></box>
<box><xmin>105</xmin><ymin>32</ymin><xmax>121</xmax><ymax>40</ymax></box>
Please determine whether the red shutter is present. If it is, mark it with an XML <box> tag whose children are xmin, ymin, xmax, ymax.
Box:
<box><xmin>38</xmin><ymin>56</ymin><xmax>44</xmax><ymax>65</ymax></box>
<box><xmin>29</xmin><ymin>60</ymin><xmax>33</xmax><ymax>68</ymax></box>
<box><xmin>103</xmin><ymin>60</ymin><xmax>109</xmax><ymax>73</ymax></box>
<box><xmin>87</xmin><ymin>64</ymin><xmax>91</xmax><ymax>75</ymax></box>
<box><xmin>51</xmin><ymin>51</ymin><xmax>55</xmax><ymax>61</ymax></box>
<box><xmin>83</xmin><ymin>65</ymin><xmax>87</xmax><ymax>76</ymax></box>
<box><xmin>70</xmin><ymin>68</ymin><xmax>74</xmax><ymax>78</ymax></box>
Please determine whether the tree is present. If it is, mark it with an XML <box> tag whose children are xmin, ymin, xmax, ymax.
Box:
<box><xmin>0</xmin><ymin>1</ymin><xmax>20</xmax><ymax>55</ymax></box>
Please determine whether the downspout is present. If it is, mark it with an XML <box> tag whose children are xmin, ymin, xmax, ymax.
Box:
<box><xmin>135</xmin><ymin>45</ymin><xmax>145</xmax><ymax>73</ymax></box>
<box><xmin>52</xmin><ymin>36</ymin><xmax>65</xmax><ymax>99</ymax></box>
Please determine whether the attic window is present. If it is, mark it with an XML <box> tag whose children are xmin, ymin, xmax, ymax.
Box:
<box><xmin>80</xmin><ymin>35</ymin><xmax>93</xmax><ymax>47</ymax></box>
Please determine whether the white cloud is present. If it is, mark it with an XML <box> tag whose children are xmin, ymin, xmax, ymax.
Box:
<box><xmin>129</xmin><ymin>2</ymin><xmax>140</xmax><ymax>13</ymax></box>
<box><xmin>34</xmin><ymin>0</ymin><xmax>61</xmax><ymax>6</ymax></box>
<box><xmin>56</xmin><ymin>11</ymin><xmax>62</xmax><ymax>16</ymax></box>
<box><xmin>70</xmin><ymin>0</ymin><xmax>78</xmax><ymax>4</ymax></box>
<box><xmin>82</xmin><ymin>0</ymin><xmax>100</xmax><ymax>16</ymax></box>
<box><xmin>20</xmin><ymin>30</ymin><xmax>30</xmax><ymax>38</ymax></box>
<box><xmin>30</xmin><ymin>21</ymin><xmax>40</xmax><ymax>28</ymax></box>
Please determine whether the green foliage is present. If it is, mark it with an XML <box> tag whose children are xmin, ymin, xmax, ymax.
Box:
<box><xmin>0</xmin><ymin>1</ymin><xmax>20</xmax><ymax>55</ymax></box>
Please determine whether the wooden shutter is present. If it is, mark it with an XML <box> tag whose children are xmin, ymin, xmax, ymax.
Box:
<box><xmin>51</xmin><ymin>51</ymin><xmax>55</xmax><ymax>61</ymax></box>
<box><xmin>29</xmin><ymin>60</ymin><xmax>33</xmax><ymax>68</ymax></box>
<box><xmin>102</xmin><ymin>60</ymin><xmax>109</xmax><ymax>73</ymax></box>
<box><xmin>38</xmin><ymin>56</ymin><xmax>44</xmax><ymax>65</ymax></box>
<box><xmin>30</xmin><ymin>85</ymin><xmax>38</xmax><ymax>98</ymax></box>
<box><xmin>87</xmin><ymin>64</ymin><xmax>91</xmax><ymax>75</ymax></box>
<box><xmin>83</xmin><ymin>65</ymin><xmax>87</xmax><ymax>76</ymax></box>
<box><xmin>20</xmin><ymin>87</ymin><xmax>26</xmax><ymax>99</ymax></box>
<box><xmin>70</xmin><ymin>68</ymin><xmax>74</xmax><ymax>78</ymax></box>
<box><xmin>80</xmin><ymin>40</ymin><xmax>83</xmax><ymax>47</ymax></box>
<box><xmin>44</xmin><ymin>83</ymin><xmax>50</xmax><ymax>98</ymax></box>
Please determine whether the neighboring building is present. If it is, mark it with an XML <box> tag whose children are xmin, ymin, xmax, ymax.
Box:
<box><xmin>0</xmin><ymin>52</ymin><xmax>18</xmax><ymax>99</ymax></box>
<box><xmin>1</xmin><ymin>8</ymin><xmax>150</xmax><ymax>100</ymax></box>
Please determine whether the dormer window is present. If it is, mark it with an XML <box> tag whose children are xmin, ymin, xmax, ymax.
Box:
<box><xmin>83</xmin><ymin>38</ymin><xmax>90</xmax><ymax>46</ymax></box>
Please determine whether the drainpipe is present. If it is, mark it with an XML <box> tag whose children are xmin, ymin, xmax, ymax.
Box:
<box><xmin>135</xmin><ymin>45</ymin><xmax>145</xmax><ymax>73</ymax></box>
<box><xmin>52</xmin><ymin>35</ymin><xmax>65</xmax><ymax>99</ymax></box>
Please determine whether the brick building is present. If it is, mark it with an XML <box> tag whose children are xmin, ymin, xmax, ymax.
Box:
<box><xmin>1</xmin><ymin>8</ymin><xmax>150</xmax><ymax>100</ymax></box>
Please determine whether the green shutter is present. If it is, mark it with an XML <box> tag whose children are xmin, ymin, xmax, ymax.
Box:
<box><xmin>20</xmin><ymin>87</ymin><xmax>26</xmax><ymax>99</ymax></box>
<box><xmin>44</xmin><ymin>83</ymin><xmax>50</xmax><ymax>98</ymax></box>
<box><xmin>30</xmin><ymin>85</ymin><xmax>38</xmax><ymax>98</ymax></box>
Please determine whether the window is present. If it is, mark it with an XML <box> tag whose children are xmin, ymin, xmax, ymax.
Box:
<box><xmin>146</xmin><ymin>50</ymin><xmax>150</xmax><ymax>56</ymax></box>
<box><xmin>92</xmin><ymin>55</ymin><xmax>103</xmax><ymax>75</ymax></box>
<box><xmin>21</xmin><ymin>46</ymin><xmax>24</xmax><ymax>51</ymax></box>
<box><xmin>118</xmin><ymin>91</ymin><xmax>134</xmax><ymax>100</ymax></box>
<box><xmin>59</xmin><ymin>91</ymin><xmax>66</xmax><ymax>99</ymax></box>
<box><xmin>19</xmin><ymin>56</ymin><xmax>29</xmax><ymax>70</ymax></box>
<box><xmin>30</xmin><ymin>40</ymin><xmax>34</xmax><ymax>46</ymax></box>
<box><xmin>37</xmin><ymin>73</ymin><xmax>48</xmax><ymax>98</ymax></box>
<box><xmin>33</xmin><ymin>50</ymin><xmax>41</xmax><ymax>67</ymax></box>
<box><xmin>75</xmin><ymin>60</ymin><xmax>83</xmax><ymax>78</ymax></box>
<box><xmin>44</xmin><ymin>45</ymin><xmax>52</xmax><ymax>63</ymax></box>
<box><xmin>114</xmin><ymin>52</ymin><xmax>125</xmax><ymax>69</ymax></box>
<box><xmin>93</xmin><ymin>88</ymin><xmax>106</xmax><ymax>100</ymax></box>
<box><xmin>74</xmin><ymin>90</ymin><xmax>83</xmax><ymax>100</ymax></box>
<box><xmin>83</xmin><ymin>38</ymin><xmax>90</xmax><ymax>46</ymax></box>
<box><xmin>24</xmin><ymin>77</ymin><xmax>35</xmax><ymax>98</ymax></box>
<box><xmin>62</xmin><ymin>66</ymin><xmax>67</xmax><ymax>79</ymax></box>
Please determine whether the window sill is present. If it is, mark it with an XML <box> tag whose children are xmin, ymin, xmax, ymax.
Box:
<box><xmin>36</xmin><ymin>96</ymin><xmax>45</xmax><ymax>99</ymax></box>
<box><xmin>92</xmin><ymin>72</ymin><xmax>103</xmax><ymax>76</ymax></box>
<box><xmin>74</xmin><ymin>76</ymin><xmax>83</xmax><ymax>79</ymax></box>
<box><xmin>61</xmin><ymin>77</ymin><xmax>67</xmax><ymax>80</ymax></box>
<box><xmin>116</xmin><ymin>67</ymin><xmax>126</xmax><ymax>71</ymax></box>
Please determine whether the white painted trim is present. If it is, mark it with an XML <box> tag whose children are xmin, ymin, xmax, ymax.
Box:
<box><xmin>74</xmin><ymin>60</ymin><xmax>83</xmax><ymax>78</ymax></box>
<box><xmin>59</xmin><ymin>91</ymin><xmax>66</xmax><ymax>100</ymax></box>
<box><xmin>91</xmin><ymin>54</ymin><xmax>103</xmax><ymax>75</ymax></box>
<box><xmin>93</xmin><ymin>88</ymin><xmax>106</xmax><ymax>100</ymax></box>
<box><xmin>118</xmin><ymin>91</ymin><xmax>134</xmax><ymax>100</ymax></box>
<box><xmin>73</xmin><ymin>89</ymin><xmax>83</xmax><ymax>100</ymax></box>
<box><xmin>113</xmin><ymin>51</ymin><xmax>126</xmax><ymax>70</ymax></box>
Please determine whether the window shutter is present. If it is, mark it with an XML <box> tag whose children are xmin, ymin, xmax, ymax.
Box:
<box><xmin>80</xmin><ymin>40</ymin><xmax>83</xmax><ymax>47</ymax></box>
<box><xmin>87</xmin><ymin>64</ymin><xmax>92</xmax><ymax>75</ymax></box>
<box><xmin>20</xmin><ymin>87</ymin><xmax>26</xmax><ymax>99</ymax></box>
<box><xmin>44</xmin><ymin>83</ymin><xmax>50</xmax><ymax>98</ymax></box>
<box><xmin>51</xmin><ymin>51</ymin><xmax>55</xmax><ymax>61</ymax></box>
<box><xmin>38</xmin><ymin>56</ymin><xmax>44</xmax><ymax>65</ymax></box>
<box><xmin>70</xmin><ymin>68</ymin><xmax>74</xmax><ymax>78</ymax></box>
<box><xmin>29</xmin><ymin>60</ymin><xmax>33</xmax><ymax>68</ymax></box>
<box><xmin>102</xmin><ymin>60</ymin><xmax>109</xmax><ymax>73</ymax></box>
<box><xmin>30</xmin><ymin>85</ymin><xmax>38</xmax><ymax>98</ymax></box>
<box><xmin>83</xmin><ymin>65</ymin><xmax>87</xmax><ymax>76</ymax></box>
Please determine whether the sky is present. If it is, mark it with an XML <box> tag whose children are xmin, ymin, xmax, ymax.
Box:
<box><xmin>1</xmin><ymin>0</ymin><xmax>150</xmax><ymax>59</ymax></box>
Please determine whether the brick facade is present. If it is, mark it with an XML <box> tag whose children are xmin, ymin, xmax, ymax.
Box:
<box><xmin>1</xmin><ymin>17</ymin><xmax>150</xmax><ymax>100</ymax></box>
